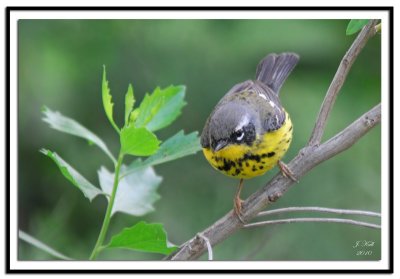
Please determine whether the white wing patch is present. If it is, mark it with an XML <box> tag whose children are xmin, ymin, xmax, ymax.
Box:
<box><xmin>257</xmin><ymin>94</ymin><xmax>281</xmax><ymax>112</ymax></box>
<box><xmin>269</xmin><ymin>99</ymin><xmax>282</xmax><ymax>113</ymax></box>
<box><xmin>258</xmin><ymin>93</ymin><xmax>268</xmax><ymax>101</ymax></box>
<box><xmin>268</xmin><ymin>100</ymin><xmax>276</xmax><ymax>108</ymax></box>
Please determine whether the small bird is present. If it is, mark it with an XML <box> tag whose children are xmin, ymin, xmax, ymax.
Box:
<box><xmin>200</xmin><ymin>52</ymin><xmax>299</xmax><ymax>221</ymax></box>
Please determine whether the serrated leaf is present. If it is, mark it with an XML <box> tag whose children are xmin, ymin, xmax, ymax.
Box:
<box><xmin>134</xmin><ymin>91</ymin><xmax>161</xmax><ymax>128</ymax></box>
<box><xmin>145</xmin><ymin>130</ymin><xmax>200</xmax><ymax>165</ymax></box>
<box><xmin>120</xmin><ymin>126</ymin><xmax>160</xmax><ymax>156</ymax></box>
<box><xmin>121</xmin><ymin>131</ymin><xmax>201</xmax><ymax>177</ymax></box>
<box><xmin>135</xmin><ymin>85</ymin><xmax>186</xmax><ymax>132</ymax></box>
<box><xmin>40</xmin><ymin>149</ymin><xmax>103</xmax><ymax>201</ymax></box>
<box><xmin>102</xmin><ymin>66</ymin><xmax>120</xmax><ymax>133</ymax></box>
<box><xmin>146</xmin><ymin>86</ymin><xmax>186</xmax><ymax>131</ymax></box>
<box><xmin>346</xmin><ymin>19</ymin><xmax>369</xmax><ymax>35</ymax></box>
<box><xmin>42</xmin><ymin>106</ymin><xmax>116</xmax><ymax>164</ymax></box>
<box><xmin>129</xmin><ymin>108</ymin><xmax>140</xmax><ymax>123</ymax></box>
<box><xmin>105</xmin><ymin>221</ymin><xmax>177</xmax><ymax>255</ymax></box>
<box><xmin>125</xmin><ymin>84</ymin><xmax>135</xmax><ymax>126</ymax></box>
<box><xmin>98</xmin><ymin>165</ymin><xmax>161</xmax><ymax>216</ymax></box>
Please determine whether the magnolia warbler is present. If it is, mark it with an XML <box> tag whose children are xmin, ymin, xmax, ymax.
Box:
<box><xmin>200</xmin><ymin>52</ymin><xmax>299</xmax><ymax>221</ymax></box>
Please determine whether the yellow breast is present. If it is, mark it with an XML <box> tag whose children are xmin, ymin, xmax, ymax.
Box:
<box><xmin>203</xmin><ymin>112</ymin><xmax>293</xmax><ymax>179</ymax></box>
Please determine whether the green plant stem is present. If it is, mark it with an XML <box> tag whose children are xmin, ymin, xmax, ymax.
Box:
<box><xmin>89</xmin><ymin>152</ymin><xmax>124</xmax><ymax>260</ymax></box>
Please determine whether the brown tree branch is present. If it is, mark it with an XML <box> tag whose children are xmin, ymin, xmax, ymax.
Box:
<box><xmin>165</xmin><ymin>20</ymin><xmax>381</xmax><ymax>261</ymax></box>
<box><xmin>166</xmin><ymin>104</ymin><xmax>380</xmax><ymax>260</ymax></box>
<box><xmin>308</xmin><ymin>19</ymin><xmax>379</xmax><ymax>146</ymax></box>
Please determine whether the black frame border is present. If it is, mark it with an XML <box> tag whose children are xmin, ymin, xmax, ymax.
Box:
<box><xmin>5</xmin><ymin>6</ymin><xmax>394</xmax><ymax>274</ymax></box>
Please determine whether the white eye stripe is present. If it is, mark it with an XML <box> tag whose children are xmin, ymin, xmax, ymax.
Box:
<box><xmin>235</xmin><ymin>115</ymin><xmax>250</xmax><ymax>131</ymax></box>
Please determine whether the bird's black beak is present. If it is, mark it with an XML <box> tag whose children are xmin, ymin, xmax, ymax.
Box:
<box><xmin>212</xmin><ymin>139</ymin><xmax>228</xmax><ymax>152</ymax></box>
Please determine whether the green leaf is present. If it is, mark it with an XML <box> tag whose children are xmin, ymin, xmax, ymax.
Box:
<box><xmin>129</xmin><ymin>108</ymin><xmax>140</xmax><ymax>123</ymax></box>
<box><xmin>124</xmin><ymin>84</ymin><xmax>135</xmax><ymax>126</ymax></box>
<box><xmin>102</xmin><ymin>65</ymin><xmax>120</xmax><ymax>133</ymax></box>
<box><xmin>40</xmin><ymin>149</ymin><xmax>103</xmax><ymax>201</ymax></box>
<box><xmin>105</xmin><ymin>221</ymin><xmax>177</xmax><ymax>255</ymax></box>
<box><xmin>145</xmin><ymin>130</ymin><xmax>200</xmax><ymax>165</ymax></box>
<box><xmin>98</xmin><ymin>165</ymin><xmax>161</xmax><ymax>216</ymax></box>
<box><xmin>135</xmin><ymin>85</ymin><xmax>186</xmax><ymax>132</ymax></box>
<box><xmin>42</xmin><ymin>106</ymin><xmax>116</xmax><ymax>164</ymax></box>
<box><xmin>120</xmin><ymin>126</ymin><xmax>160</xmax><ymax>156</ymax></box>
<box><xmin>346</xmin><ymin>19</ymin><xmax>369</xmax><ymax>35</ymax></box>
<box><xmin>146</xmin><ymin>86</ymin><xmax>187</xmax><ymax>131</ymax></box>
<box><xmin>121</xmin><ymin>131</ymin><xmax>201</xmax><ymax>177</ymax></box>
<box><xmin>19</xmin><ymin>230</ymin><xmax>73</xmax><ymax>260</ymax></box>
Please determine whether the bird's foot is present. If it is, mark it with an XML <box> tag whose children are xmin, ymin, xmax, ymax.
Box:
<box><xmin>278</xmin><ymin>160</ymin><xmax>299</xmax><ymax>183</ymax></box>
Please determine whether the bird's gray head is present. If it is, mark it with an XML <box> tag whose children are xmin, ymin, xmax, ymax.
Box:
<box><xmin>200</xmin><ymin>102</ymin><xmax>260</xmax><ymax>152</ymax></box>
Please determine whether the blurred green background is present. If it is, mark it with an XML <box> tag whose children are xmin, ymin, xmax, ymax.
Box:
<box><xmin>18</xmin><ymin>19</ymin><xmax>381</xmax><ymax>261</ymax></box>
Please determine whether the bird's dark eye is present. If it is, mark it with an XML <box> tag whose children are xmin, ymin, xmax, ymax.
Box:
<box><xmin>232</xmin><ymin>129</ymin><xmax>245</xmax><ymax>142</ymax></box>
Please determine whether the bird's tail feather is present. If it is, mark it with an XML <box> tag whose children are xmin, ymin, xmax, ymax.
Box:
<box><xmin>255</xmin><ymin>52</ymin><xmax>299</xmax><ymax>94</ymax></box>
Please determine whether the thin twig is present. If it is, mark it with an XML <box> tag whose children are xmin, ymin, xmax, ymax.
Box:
<box><xmin>244</xmin><ymin>218</ymin><xmax>381</xmax><ymax>230</ymax></box>
<box><xmin>19</xmin><ymin>230</ymin><xmax>73</xmax><ymax>260</ymax></box>
<box><xmin>257</xmin><ymin>207</ymin><xmax>381</xmax><ymax>218</ymax></box>
<box><xmin>308</xmin><ymin>19</ymin><xmax>379</xmax><ymax>146</ymax></box>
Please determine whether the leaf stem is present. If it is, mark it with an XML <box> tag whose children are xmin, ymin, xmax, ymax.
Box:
<box><xmin>89</xmin><ymin>152</ymin><xmax>124</xmax><ymax>260</ymax></box>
